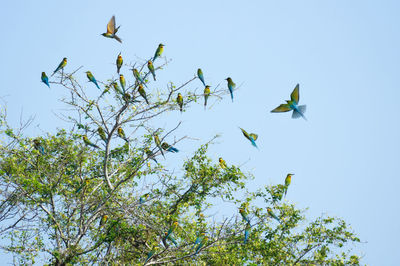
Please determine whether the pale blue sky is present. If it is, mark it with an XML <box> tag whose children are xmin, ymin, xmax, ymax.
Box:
<box><xmin>2</xmin><ymin>0</ymin><xmax>400</xmax><ymax>264</ymax></box>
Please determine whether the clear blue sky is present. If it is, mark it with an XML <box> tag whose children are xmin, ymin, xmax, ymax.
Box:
<box><xmin>2</xmin><ymin>0</ymin><xmax>400</xmax><ymax>264</ymax></box>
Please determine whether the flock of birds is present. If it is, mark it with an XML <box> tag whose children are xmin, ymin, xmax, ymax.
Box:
<box><xmin>37</xmin><ymin>15</ymin><xmax>307</xmax><ymax>263</ymax></box>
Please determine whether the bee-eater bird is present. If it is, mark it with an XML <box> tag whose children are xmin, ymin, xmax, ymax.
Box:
<box><xmin>132</xmin><ymin>68</ymin><xmax>147</xmax><ymax>87</ymax></box>
<box><xmin>177</xmin><ymin>93</ymin><xmax>183</xmax><ymax>112</ymax></box>
<box><xmin>86</xmin><ymin>71</ymin><xmax>100</xmax><ymax>89</ymax></box>
<box><xmin>204</xmin><ymin>85</ymin><xmax>211</xmax><ymax>109</ymax></box>
<box><xmin>147</xmin><ymin>60</ymin><xmax>156</xmax><ymax>81</ymax></box>
<box><xmin>97</xmin><ymin>127</ymin><xmax>107</xmax><ymax>142</ymax></box>
<box><xmin>119</xmin><ymin>74</ymin><xmax>126</xmax><ymax>92</ymax></box>
<box><xmin>164</xmin><ymin>222</ymin><xmax>178</xmax><ymax>240</ymax></box>
<box><xmin>145</xmin><ymin>247</ymin><xmax>158</xmax><ymax>264</ymax></box>
<box><xmin>267</xmin><ymin>207</ymin><xmax>280</xmax><ymax>222</ymax></box>
<box><xmin>51</xmin><ymin>57</ymin><xmax>67</xmax><ymax>76</ymax></box>
<box><xmin>161</xmin><ymin>142</ymin><xmax>179</xmax><ymax>153</ymax></box>
<box><xmin>192</xmin><ymin>232</ymin><xmax>205</xmax><ymax>250</ymax></box>
<box><xmin>195</xmin><ymin>236</ymin><xmax>208</xmax><ymax>254</ymax></box>
<box><xmin>112</xmin><ymin>82</ymin><xmax>122</xmax><ymax>95</ymax></box>
<box><xmin>145</xmin><ymin>147</ymin><xmax>158</xmax><ymax>163</ymax></box>
<box><xmin>153</xmin><ymin>43</ymin><xmax>165</xmax><ymax>62</ymax></box>
<box><xmin>138</xmin><ymin>84</ymin><xmax>149</xmax><ymax>104</ymax></box>
<box><xmin>101</xmin><ymin>15</ymin><xmax>122</xmax><ymax>43</ymax></box>
<box><xmin>99</xmin><ymin>214</ymin><xmax>108</xmax><ymax>228</ymax></box>
<box><xmin>82</xmin><ymin>135</ymin><xmax>100</xmax><ymax>149</ymax></box>
<box><xmin>271</xmin><ymin>84</ymin><xmax>307</xmax><ymax>120</ymax></box>
<box><xmin>117</xmin><ymin>127</ymin><xmax>128</xmax><ymax>142</ymax></box>
<box><xmin>225</xmin><ymin>77</ymin><xmax>236</xmax><ymax>102</ymax></box>
<box><xmin>153</xmin><ymin>133</ymin><xmax>165</xmax><ymax>158</ymax></box>
<box><xmin>239</xmin><ymin>207</ymin><xmax>251</xmax><ymax>225</ymax></box>
<box><xmin>116</xmin><ymin>52</ymin><xmax>123</xmax><ymax>74</ymax></box>
<box><xmin>219</xmin><ymin>157</ymin><xmax>227</xmax><ymax>169</ymax></box>
<box><xmin>239</xmin><ymin>127</ymin><xmax>258</xmax><ymax>149</ymax></box>
<box><xmin>284</xmin><ymin>173</ymin><xmax>294</xmax><ymax>196</ymax></box>
<box><xmin>244</xmin><ymin>223</ymin><xmax>251</xmax><ymax>244</ymax></box>
<box><xmin>197</xmin><ymin>68</ymin><xmax>206</xmax><ymax>87</ymax></box>
<box><xmin>41</xmin><ymin>72</ymin><xmax>50</xmax><ymax>88</ymax></box>
<box><xmin>75</xmin><ymin>179</ymin><xmax>90</xmax><ymax>194</ymax></box>
<box><xmin>139</xmin><ymin>193</ymin><xmax>150</xmax><ymax>204</ymax></box>
<box><xmin>164</xmin><ymin>232</ymin><xmax>178</xmax><ymax>246</ymax></box>
<box><xmin>33</xmin><ymin>138</ymin><xmax>45</xmax><ymax>155</ymax></box>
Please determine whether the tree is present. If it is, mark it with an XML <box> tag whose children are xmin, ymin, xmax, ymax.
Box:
<box><xmin>0</xmin><ymin>47</ymin><xmax>360</xmax><ymax>265</ymax></box>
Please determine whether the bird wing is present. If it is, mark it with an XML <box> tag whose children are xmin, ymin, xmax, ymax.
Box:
<box><xmin>239</xmin><ymin>128</ymin><xmax>249</xmax><ymax>140</ymax></box>
<box><xmin>290</xmin><ymin>84</ymin><xmax>300</xmax><ymax>104</ymax></box>
<box><xmin>107</xmin><ymin>16</ymin><xmax>116</xmax><ymax>34</ymax></box>
<box><xmin>271</xmin><ymin>104</ymin><xmax>291</xmax><ymax>112</ymax></box>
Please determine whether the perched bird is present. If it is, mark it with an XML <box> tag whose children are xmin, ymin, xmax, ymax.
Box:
<box><xmin>101</xmin><ymin>15</ymin><xmax>122</xmax><ymax>43</ymax></box>
<box><xmin>164</xmin><ymin>231</ymin><xmax>178</xmax><ymax>246</ymax></box>
<box><xmin>161</xmin><ymin>142</ymin><xmax>179</xmax><ymax>153</ymax></box>
<box><xmin>192</xmin><ymin>232</ymin><xmax>205</xmax><ymax>250</ymax></box>
<box><xmin>153</xmin><ymin>133</ymin><xmax>165</xmax><ymax>158</ymax></box>
<box><xmin>119</xmin><ymin>74</ymin><xmax>126</xmax><ymax>92</ymax></box>
<box><xmin>225</xmin><ymin>77</ymin><xmax>236</xmax><ymax>102</ymax></box>
<box><xmin>75</xmin><ymin>179</ymin><xmax>90</xmax><ymax>194</ymax></box>
<box><xmin>86</xmin><ymin>71</ymin><xmax>100</xmax><ymax>89</ymax></box>
<box><xmin>204</xmin><ymin>85</ymin><xmax>211</xmax><ymax>109</ymax></box>
<box><xmin>82</xmin><ymin>135</ymin><xmax>100</xmax><ymax>149</ymax></box>
<box><xmin>271</xmin><ymin>84</ymin><xmax>307</xmax><ymax>120</ymax></box>
<box><xmin>267</xmin><ymin>207</ymin><xmax>280</xmax><ymax>222</ymax></box>
<box><xmin>147</xmin><ymin>60</ymin><xmax>156</xmax><ymax>81</ymax></box>
<box><xmin>219</xmin><ymin>157</ymin><xmax>227</xmax><ymax>169</ymax></box>
<box><xmin>97</xmin><ymin>127</ymin><xmax>107</xmax><ymax>142</ymax></box>
<box><xmin>244</xmin><ymin>223</ymin><xmax>251</xmax><ymax>244</ymax></box>
<box><xmin>41</xmin><ymin>72</ymin><xmax>50</xmax><ymax>88</ymax></box>
<box><xmin>284</xmin><ymin>173</ymin><xmax>294</xmax><ymax>196</ymax></box>
<box><xmin>164</xmin><ymin>221</ymin><xmax>179</xmax><ymax>240</ymax></box>
<box><xmin>112</xmin><ymin>82</ymin><xmax>122</xmax><ymax>95</ymax></box>
<box><xmin>153</xmin><ymin>43</ymin><xmax>165</xmax><ymax>62</ymax></box>
<box><xmin>99</xmin><ymin>214</ymin><xmax>108</xmax><ymax>228</ymax></box>
<box><xmin>177</xmin><ymin>93</ymin><xmax>183</xmax><ymax>112</ymax></box>
<box><xmin>138</xmin><ymin>84</ymin><xmax>149</xmax><ymax>104</ymax></box>
<box><xmin>133</xmin><ymin>68</ymin><xmax>147</xmax><ymax>87</ymax></box>
<box><xmin>145</xmin><ymin>147</ymin><xmax>158</xmax><ymax>163</ymax></box>
<box><xmin>145</xmin><ymin>246</ymin><xmax>158</xmax><ymax>264</ymax></box>
<box><xmin>116</xmin><ymin>53</ymin><xmax>123</xmax><ymax>74</ymax></box>
<box><xmin>33</xmin><ymin>138</ymin><xmax>45</xmax><ymax>155</ymax></box>
<box><xmin>239</xmin><ymin>207</ymin><xmax>250</xmax><ymax>225</ymax></box>
<box><xmin>197</xmin><ymin>68</ymin><xmax>206</xmax><ymax>87</ymax></box>
<box><xmin>52</xmin><ymin>57</ymin><xmax>67</xmax><ymax>76</ymax></box>
<box><xmin>239</xmin><ymin>127</ymin><xmax>258</xmax><ymax>149</ymax></box>
<box><xmin>117</xmin><ymin>127</ymin><xmax>128</xmax><ymax>142</ymax></box>
<box><xmin>139</xmin><ymin>193</ymin><xmax>150</xmax><ymax>204</ymax></box>
<box><xmin>195</xmin><ymin>236</ymin><xmax>208</xmax><ymax>254</ymax></box>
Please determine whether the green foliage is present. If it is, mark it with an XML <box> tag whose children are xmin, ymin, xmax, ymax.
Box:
<box><xmin>0</xmin><ymin>49</ymin><xmax>361</xmax><ymax>265</ymax></box>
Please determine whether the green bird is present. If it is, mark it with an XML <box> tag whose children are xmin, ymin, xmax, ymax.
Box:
<box><xmin>195</xmin><ymin>236</ymin><xmax>208</xmax><ymax>254</ymax></box>
<box><xmin>244</xmin><ymin>223</ymin><xmax>251</xmax><ymax>244</ymax></box>
<box><xmin>153</xmin><ymin>43</ymin><xmax>165</xmax><ymax>62</ymax></box>
<box><xmin>75</xmin><ymin>179</ymin><xmax>90</xmax><ymax>194</ymax></box>
<box><xmin>192</xmin><ymin>232</ymin><xmax>205</xmax><ymax>250</ymax></box>
<box><xmin>177</xmin><ymin>93</ymin><xmax>183</xmax><ymax>112</ymax></box>
<box><xmin>139</xmin><ymin>193</ymin><xmax>150</xmax><ymax>204</ymax></box>
<box><xmin>86</xmin><ymin>71</ymin><xmax>100</xmax><ymax>89</ymax></box>
<box><xmin>144</xmin><ymin>246</ymin><xmax>158</xmax><ymax>264</ymax></box>
<box><xmin>116</xmin><ymin>52</ymin><xmax>123</xmax><ymax>74</ymax></box>
<box><xmin>267</xmin><ymin>207</ymin><xmax>280</xmax><ymax>222</ymax></box>
<box><xmin>225</xmin><ymin>77</ymin><xmax>236</xmax><ymax>102</ymax></box>
<box><xmin>204</xmin><ymin>85</ymin><xmax>211</xmax><ymax>109</ymax></box>
<box><xmin>99</xmin><ymin>214</ymin><xmax>108</xmax><ymax>228</ymax></box>
<box><xmin>147</xmin><ymin>60</ymin><xmax>156</xmax><ymax>81</ymax></box>
<box><xmin>112</xmin><ymin>82</ymin><xmax>123</xmax><ymax>95</ymax></box>
<box><xmin>219</xmin><ymin>157</ymin><xmax>227</xmax><ymax>169</ymax></box>
<box><xmin>133</xmin><ymin>68</ymin><xmax>147</xmax><ymax>87</ymax></box>
<box><xmin>197</xmin><ymin>68</ymin><xmax>206</xmax><ymax>87</ymax></box>
<box><xmin>161</xmin><ymin>142</ymin><xmax>179</xmax><ymax>153</ymax></box>
<box><xmin>97</xmin><ymin>127</ymin><xmax>107</xmax><ymax>142</ymax></box>
<box><xmin>82</xmin><ymin>135</ymin><xmax>100</xmax><ymax>149</ymax></box>
<box><xmin>164</xmin><ymin>221</ymin><xmax>179</xmax><ymax>240</ymax></box>
<box><xmin>41</xmin><ymin>72</ymin><xmax>50</xmax><ymax>88</ymax></box>
<box><xmin>239</xmin><ymin>207</ymin><xmax>251</xmax><ymax>225</ymax></box>
<box><xmin>138</xmin><ymin>84</ymin><xmax>149</xmax><ymax>104</ymax></box>
<box><xmin>164</xmin><ymin>231</ymin><xmax>178</xmax><ymax>246</ymax></box>
<box><xmin>33</xmin><ymin>138</ymin><xmax>45</xmax><ymax>155</ymax></box>
<box><xmin>153</xmin><ymin>133</ymin><xmax>165</xmax><ymax>158</ymax></box>
<box><xmin>101</xmin><ymin>15</ymin><xmax>122</xmax><ymax>43</ymax></box>
<box><xmin>119</xmin><ymin>74</ymin><xmax>126</xmax><ymax>92</ymax></box>
<box><xmin>145</xmin><ymin>147</ymin><xmax>157</xmax><ymax>163</ymax></box>
<box><xmin>117</xmin><ymin>127</ymin><xmax>128</xmax><ymax>142</ymax></box>
<box><xmin>284</xmin><ymin>173</ymin><xmax>294</xmax><ymax>196</ymax></box>
<box><xmin>239</xmin><ymin>127</ymin><xmax>258</xmax><ymax>149</ymax></box>
<box><xmin>271</xmin><ymin>84</ymin><xmax>307</xmax><ymax>120</ymax></box>
<box><xmin>51</xmin><ymin>57</ymin><xmax>67</xmax><ymax>76</ymax></box>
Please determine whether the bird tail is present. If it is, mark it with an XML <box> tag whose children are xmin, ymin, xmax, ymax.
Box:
<box><xmin>230</xmin><ymin>90</ymin><xmax>234</xmax><ymax>102</ymax></box>
<box><xmin>114</xmin><ymin>35</ymin><xmax>122</xmax><ymax>43</ymax></box>
<box><xmin>292</xmin><ymin>105</ymin><xmax>307</xmax><ymax>120</ymax></box>
<box><xmin>170</xmin><ymin>147</ymin><xmax>179</xmax><ymax>153</ymax></box>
